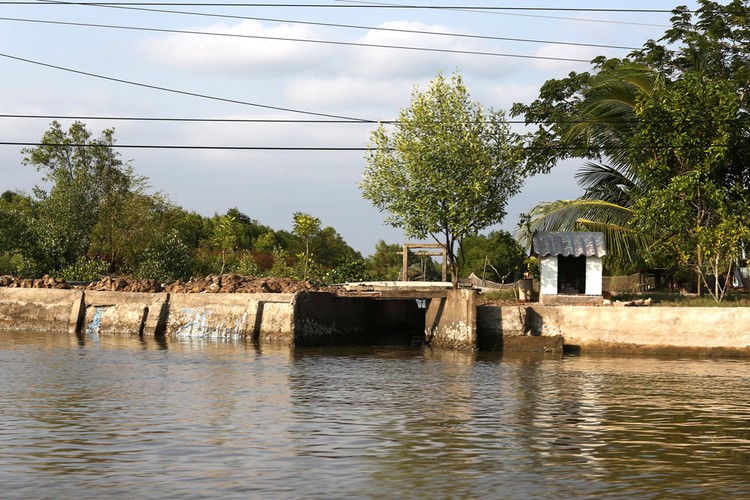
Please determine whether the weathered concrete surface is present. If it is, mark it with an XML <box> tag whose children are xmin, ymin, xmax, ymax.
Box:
<box><xmin>294</xmin><ymin>292</ymin><xmax>367</xmax><ymax>346</ymax></box>
<box><xmin>256</xmin><ymin>295</ymin><xmax>295</xmax><ymax>343</ymax></box>
<box><xmin>293</xmin><ymin>292</ymin><xmax>423</xmax><ymax>346</ymax></box>
<box><xmin>167</xmin><ymin>293</ymin><xmax>294</xmax><ymax>341</ymax></box>
<box><xmin>483</xmin><ymin>305</ymin><xmax>750</xmax><ymax>356</ymax></box>
<box><xmin>84</xmin><ymin>291</ymin><xmax>169</xmax><ymax>336</ymax></box>
<box><xmin>0</xmin><ymin>287</ymin><xmax>82</xmax><ymax>333</ymax></box>
<box><xmin>476</xmin><ymin>306</ymin><xmax>564</xmax><ymax>352</ymax></box>
<box><xmin>426</xmin><ymin>289</ymin><xmax>477</xmax><ymax>350</ymax></box>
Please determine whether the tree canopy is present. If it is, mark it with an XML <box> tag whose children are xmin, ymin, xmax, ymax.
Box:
<box><xmin>361</xmin><ymin>72</ymin><xmax>527</xmax><ymax>287</ymax></box>
<box><xmin>511</xmin><ymin>0</ymin><xmax>750</xmax><ymax>300</ymax></box>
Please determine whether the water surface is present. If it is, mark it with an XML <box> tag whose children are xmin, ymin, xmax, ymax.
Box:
<box><xmin>1</xmin><ymin>331</ymin><xmax>749</xmax><ymax>499</ymax></box>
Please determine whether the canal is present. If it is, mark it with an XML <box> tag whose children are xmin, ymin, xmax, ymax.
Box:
<box><xmin>1</xmin><ymin>330</ymin><xmax>749</xmax><ymax>499</ymax></box>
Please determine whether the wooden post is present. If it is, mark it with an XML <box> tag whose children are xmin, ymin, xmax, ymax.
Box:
<box><xmin>401</xmin><ymin>243</ymin><xmax>448</xmax><ymax>283</ymax></box>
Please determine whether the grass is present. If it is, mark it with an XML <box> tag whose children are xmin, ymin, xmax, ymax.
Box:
<box><xmin>611</xmin><ymin>291</ymin><xmax>750</xmax><ymax>307</ymax></box>
<box><xmin>477</xmin><ymin>288</ymin><xmax>523</xmax><ymax>303</ymax></box>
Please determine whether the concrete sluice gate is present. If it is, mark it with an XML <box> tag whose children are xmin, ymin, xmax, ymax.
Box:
<box><xmin>5</xmin><ymin>287</ymin><xmax>750</xmax><ymax>356</ymax></box>
<box><xmin>0</xmin><ymin>288</ymin><xmax>487</xmax><ymax>350</ymax></box>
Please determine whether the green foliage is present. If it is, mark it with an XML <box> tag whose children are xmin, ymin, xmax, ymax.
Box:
<box><xmin>362</xmin><ymin>72</ymin><xmax>527</xmax><ymax>287</ymax></box>
<box><xmin>292</xmin><ymin>212</ymin><xmax>321</xmax><ymax>280</ymax></box>
<box><xmin>630</xmin><ymin>71</ymin><xmax>746</xmax><ymax>302</ymax></box>
<box><xmin>365</xmin><ymin>240</ymin><xmax>404</xmax><ymax>280</ymax></box>
<box><xmin>270</xmin><ymin>246</ymin><xmax>296</xmax><ymax>280</ymax></box>
<box><xmin>57</xmin><ymin>256</ymin><xmax>109</xmax><ymax>282</ymax></box>
<box><xmin>212</xmin><ymin>214</ymin><xmax>242</xmax><ymax>275</ymax></box>
<box><xmin>227</xmin><ymin>251</ymin><xmax>260</xmax><ymax>277</ymax></box>
<box><xmin>310</xmin><ymin>226</ymin><xmax>362</xmax><ymax>268</ymax></box>
<box><xmin>253</xmin><ymin>232</ymin><xmax>279</xmax><ymax>254</ymax></box>
<box><xmin>512</xmin><ymin>1</ymin><xmax>750</xmax><ymax>299</ymax></box>
<box><xmin>134</xmin><ymin>230</ymin><xmax>193</xmax><ymax>282</ymax></box>
<box><xmin>22</xmin><ymin>121</ymin><xmax>136</xmax><ymax>270</ymax></box>
<box><xmin>459</xmin><ymin>231</ymin><xmax>526</xmax><ymax>282</ymax></box>
<box><xmin>323</xmin><ymin>260</ymin><xmax>371</xmax><ymax>284</ymax></box>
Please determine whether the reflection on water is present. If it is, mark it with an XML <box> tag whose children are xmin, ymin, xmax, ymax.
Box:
<box><xmin>1</xmin><ymin>330</ymin><xmax>749</xmax><ymax>499</ymax></box>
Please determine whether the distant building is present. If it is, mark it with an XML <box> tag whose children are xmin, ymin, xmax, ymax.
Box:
<box><xmin>532</xmin><ymin>231</ymin><xmax>607</xmax><ymax>305</ymax></box>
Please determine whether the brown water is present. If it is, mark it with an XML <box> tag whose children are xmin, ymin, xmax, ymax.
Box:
<box><xmin>1</xmin><ymin>330</ymin><xmax>749</xmax><ymax>499</ymax></box>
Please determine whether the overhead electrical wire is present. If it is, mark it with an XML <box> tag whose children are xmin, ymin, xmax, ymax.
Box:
<box><xmin>0</xmin><ymin>52</ymin><xmax>374</xmax><ymax>122</ymax></box>
<box><xmin>0</xmin><ymin>17</ymin><xmax>599</xmax><ymax>61</ymax></box>
<box><xmin>0</xmin><ymin>2</ymin><xmax>688</xmax><ymax>137</ymax></box>
<box><xmin>16</xmin><ymin>2</ymin><xmax>684</xmax><ymax>13</ymax></box>
<box><xmin>2</xmin><ymin>113</ymin><xmax>740</xmax><ymax>127</ymax></box>
<box><xmin>0</xmin><ymin>15</ymin><xmax>640</xmax><ymax>52</ymax></box>
<box><xmin>30</xmin><ymin>0</ymin><xmax>677</xmax><ymax>30</ymax></box>
<box><xmin>0</xmin><ymin>141</ymin><xmax>732</xmax><ymax>153</ymax></box>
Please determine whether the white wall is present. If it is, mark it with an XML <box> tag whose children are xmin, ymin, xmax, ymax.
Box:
<box><xmin>585</xmin><ymin>256</ymin><xmax>603</xmax><ymax>295</ymax></box>
<box><xmin>540</xmin><ymin>255</ymin><xmax>558</xmax><ymax>295</ymax></box>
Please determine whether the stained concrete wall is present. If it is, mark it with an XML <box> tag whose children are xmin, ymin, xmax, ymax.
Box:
<box><xmin>0</xmin><ymin>287</ymin><xmax>82</xmax><ymax>333</ymax></box>
<box><xmin>483</xmin><ymin>304</ymin><xmax>750</xmax><ymax>355</ymax></box>
<box><xmin>293</xmin><ymin>292</ymin><xmax>423</xmax><ymax>346</ymax></box>
<box><xmin>83</xmin><ymin>291</ymin><xmax>168</xmax><ymax>336</ymax></box>
<box><xmin>0</xmin><ymin>289</ymin><xmax>422</xmax><ymax>347</ymax></box>
<box><xmin>425</xmin><ymin>289</ymin><xmax>476</xmax><ymax>350</ymax></box>
<box><xmin>166</xmin><ymin>293</ymin><xmax>294</xmax><ymax>341</ymax></box>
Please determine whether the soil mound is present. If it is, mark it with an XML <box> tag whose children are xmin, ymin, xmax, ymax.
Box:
<box><xmin>0</xmin><ymin>274</ymin><xmax>335</xmax><ymax>294</ymax></box>
<box><xmin>0</xmin><ymin>275</ymin><xmax>71</xmax><ymax>289</ymax></box>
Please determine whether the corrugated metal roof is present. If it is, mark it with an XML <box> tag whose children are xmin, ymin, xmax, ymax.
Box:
<box><xmin>532</xmin><ymin>231</ymin><xmax>607</xmax><ymax>257</ymax></box>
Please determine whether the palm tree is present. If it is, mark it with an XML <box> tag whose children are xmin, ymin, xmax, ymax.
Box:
<box><xmin>516</xmin><ymin>63</ymin><xmax>660</xmax><ymax>271</ymax></box>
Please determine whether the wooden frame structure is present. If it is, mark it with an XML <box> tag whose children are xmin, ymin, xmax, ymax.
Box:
<box><xmin>401</xmin><ymin>243</ymin><xmax>447</xmax><ymax>282</ymax></box>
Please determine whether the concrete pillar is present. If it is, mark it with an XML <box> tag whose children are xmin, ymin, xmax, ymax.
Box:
<box><xmin>425</xmin><ymin>289</ymin><xmax>477</xmax><ymax>350</ymax></box>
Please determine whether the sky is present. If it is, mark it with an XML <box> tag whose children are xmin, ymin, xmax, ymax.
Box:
<box><xmin>0</xmin><ymin>0</ymin><xmax>700</xmax><ymax>256</ymax></box>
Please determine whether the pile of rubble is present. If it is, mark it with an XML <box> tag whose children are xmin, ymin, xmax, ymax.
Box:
<box><xmin>0</xmin><ymin>275</ymin><xmax>71</xmax><ymax>289</ymax></box>
<box><xmin>163</xmin><ymin>274</ymin><xmax>329</xmax><ymax>294</ymax></box>
<box><xmin>0</xmin><ymin>274</ymin><xmax>335</xmax><ymax>294</ymax></box>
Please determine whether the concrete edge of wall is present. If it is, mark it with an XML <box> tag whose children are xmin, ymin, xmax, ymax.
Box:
<box><xmin>482</xmin><ymin>304</ymin><xmax>750</xmax><ymax>357</ymax></box>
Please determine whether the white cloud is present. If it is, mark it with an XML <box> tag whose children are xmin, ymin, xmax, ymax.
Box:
<box><xmin>283</xmin><ymin>77</ymin><xmax>414</xmax><ymax>118</ymax></box>
<box><xmin>140</xmin><ymin>20</ymin><xmax>335</xmax><ymax>75</ymax></box>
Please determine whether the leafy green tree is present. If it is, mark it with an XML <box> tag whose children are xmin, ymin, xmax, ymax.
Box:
<box><xmin>292</xmin><ymin>212</ymin><xmax>321</xmax><ymax>280</ymax></box>
<box><xmin>22</xmin><ymin>121</ymin><xmax>136</xmax><ymax>271</ymax></box>
<box><xmin>511</xmin><ymin>0</ymin><xmax>750</xmax><ymax>288</ymax></box>
<box><xmin>134</xmin><ymin>229</ymin><xmax>193</xmax><ymax>282</ymax></box>
<box><xmin>254</xmin><ymin>231</ymin><xmax>279</xmax><ymax>255</ymax></box>
<box><xmin>212</xmin><ymin>214</ymin><xmax>242</xmax><ymax>275</ymax></box>
<box><xmin>459</xmin><ymin>231</ymin><xmax>526</xmax><ymax>282</ymax></box>
<box><xmin>0</xmin><ymin>190</ymin><xmax>40</xmax><ymax>276</ymax></box>
<box><xmin>630</xmin><ymin>71</ymin><xmax>748</xmax><ymax>301</ymax></box>
<box><xmin>365</xmin><ymin>240</ymin><xmax>404</xmax><ymax>280</ymax></box>
<box><xmin>310</xmin><ymin>226</ymin><xmax>362</xmax><ymax>268</ymax></box>
<box><xmin>361</xmin><ymin>72</ymin><xmax>527</xmax><ymax>288</ymax></box>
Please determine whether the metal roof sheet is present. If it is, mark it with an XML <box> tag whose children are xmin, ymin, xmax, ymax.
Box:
<box><xmin>532</xmin><ymin>231</ymin><xmax>607</xmax><ymax>257</ymax></box>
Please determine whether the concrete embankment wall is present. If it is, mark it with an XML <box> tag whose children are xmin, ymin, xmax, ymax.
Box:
<box><xmin>0</xmin><ymin>288</ymin><xmax>82</xmax><ymax>333</ymax></box>
<box><xmin>426</xmin><ymin>289</ymin><xmax>477</xmax><ymax>350</ymax></box>
<box><xmin>480</xmin><ymin>304</ymin><xmax>750</xmax><ymax>356</ymax></box>
<box><xmin>5</xmin><ymin>287</ymin><xmax>750</xmax><ymax>355</ymax></box>
<box><xmin>0</xmin><ymin>287</ymin><xmax>298</xmax><ymax>342</ymax></box>
<box><xmin>294</xmin><ymin>292</ymin><xmax>423</xmax><ymax>346</ymax></box>
<box><xmin>0</xmin><ymin>288</ymin><xmax>425</xmax><ymax>347</ymax></box>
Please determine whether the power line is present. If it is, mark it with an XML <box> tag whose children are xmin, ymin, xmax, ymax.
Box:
<box><xmin>0</xmin><ymin>113</ymin><xmax>384</xmax><ymax>123</ymax></box>
<box><xmin>32</xmin><ymin>0</ymin><xmax>676</xmax><ymax>29</ymax></box>
<box><xmin>0</xmin><ymin>52</ymin><xmax>372</xmax><ymax>122</ymax></box>
<box><xmin>3</xmin><ymin>113</ymin><xmax>742</xmax><ymax>126</ymax></box>
<box><xmin>14</xmin><ymin>2</ymin><xmax>685</xmax><ymax>13</ymax></box>
<box><xmin>0</xmin><ymin>15</ymin><xmax>639</xmax><ymax>52</ymax></box>
<box><xmin>1</xmin><ymin>141</ymin><xmax>371</xmax><ymax>150</ymax></box>
<box><xmin>334</xmin><ymin>0</ymin><xmax>676</xmax><ymax>28</ymax></box>
<box><xmin>0</xmin><ymin>141</ymin><xmax>732</xmax><ymax>152</ymax></box>
<box><xmin>0</xmin><ymin>17</ymin><xmax>596</xmax><ymax>61</ymax></box>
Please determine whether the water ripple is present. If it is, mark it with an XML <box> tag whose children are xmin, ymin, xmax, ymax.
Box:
<box><xmin>1</xmin><ymin>333</ymin><xmax>750</xmax><ymax>498</ymax></box>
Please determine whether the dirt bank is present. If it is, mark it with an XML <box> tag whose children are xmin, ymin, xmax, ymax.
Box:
<box><xmin>0</xmin><ymin>274</ymin><xmax>335</xmax><ymax>294</ymax></box>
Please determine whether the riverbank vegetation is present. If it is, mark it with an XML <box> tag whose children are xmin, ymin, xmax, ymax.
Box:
<box><xmin>512</xmin><ymin>0</ymin><xmax>750</xmax><ymax>302</ymax></box>
<box><xmin>0</xmin><ymin>120</ymin><xmax>526</xmax><ymax>284</ymax></box>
